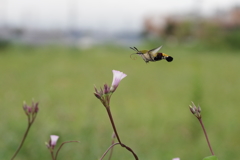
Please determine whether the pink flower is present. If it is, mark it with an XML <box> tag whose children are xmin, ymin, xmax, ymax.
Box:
<box><xmin>172</xmin><ymin>158</ymin><xmax>180</xmax><ymax>160</ymax></box>
<box><xmin>50</xmin><ymin>135</ymin><xmax>59</xmax><ymax>148</ymax></box>
<box><xmin>110</xmin><ymin>70</ymin><xmax>127</xmax><ymax>92</ymax></box>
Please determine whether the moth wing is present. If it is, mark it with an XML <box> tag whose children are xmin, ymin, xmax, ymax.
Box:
<box><xmin>149</xmin><ymin>46</ymin><xmax>162</xmax><ymax>57</ymax></box>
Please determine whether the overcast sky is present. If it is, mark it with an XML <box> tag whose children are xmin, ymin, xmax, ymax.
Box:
<box><xmin>0</xmin><ymin>0</ymin><xmax>239</xmax><ymax>32</ymax></box>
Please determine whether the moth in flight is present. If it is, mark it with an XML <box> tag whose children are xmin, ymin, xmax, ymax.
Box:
<box><xmin>130</xmin><ymin>46</ymin><xmax>173</xmax><ymax>63</ymax></box>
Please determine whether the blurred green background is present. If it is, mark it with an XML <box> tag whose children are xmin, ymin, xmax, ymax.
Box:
<box><xmin>0</xmin><ymin>44</ymin><xmax>240</xmax><ymax>160</ymax></box>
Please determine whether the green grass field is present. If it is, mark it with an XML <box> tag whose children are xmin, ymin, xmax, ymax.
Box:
<box><xmin>0</xmin><ymin>45</ymin><xmax>240</xmax><ymax>160</ymax></box>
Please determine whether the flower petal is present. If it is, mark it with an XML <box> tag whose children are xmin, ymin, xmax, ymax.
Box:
<box><xmin>50</xmin><ymin>135</ymin><xmax>59</xmax><ymax>146</ymax></box>
<box><xmin>111</xmin><ymin>70</ymin><xmax>127</xmax><ymax>92</ymax></box>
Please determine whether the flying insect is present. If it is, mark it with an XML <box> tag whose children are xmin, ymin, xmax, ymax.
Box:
<box><xmin>130</xmin><ymin>46</ymin><xmax>173</xmax><ymax>63</ymax></box>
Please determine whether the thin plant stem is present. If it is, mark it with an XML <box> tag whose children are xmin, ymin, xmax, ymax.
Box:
<box><xmin>100</xmin><ymin>142</ymin><xmax>120</xmax><ymax>160</ymax></box>
<box><xmin>198</xmin><ymin>118</ymin><xmax>214</xmax><ymax>155</ymax></box>
<box><xmin>121</xmin><ymin>144</ymin><xmax>139</xmax><ymax>160</ymax></box>
<box><xmin>106</xmin><ymin>107</ymin><xmax>122</xmax><ymax>144</ymax></box>
<box><xmin>108</xmin><ymin>137</ymin><xmax>115</xmax><ymax>160</ymax></box>
<box><xmin>55</xmin><ymin>141</ymin><xmax>80</xmax><ymax>160</ymax></box>
<box><xmin>11</xmin><ymin>122</ymin><xmax>33</xmax><ymax>160</ymax></box>
<box><xmin>105</xmin><ymin>107</ymin><xmax>139</xmax><ymax>160</ymax></box>
<box><xmin>50</xmin><ymin>151</ymin><xmax>55</xmax><ymax>160</ymax></box>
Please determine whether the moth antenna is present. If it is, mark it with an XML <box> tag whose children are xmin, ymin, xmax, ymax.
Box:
<box><xmin>130</xmin><ymin>47</ymin><xmax>136</xmax><ymax>51</ymax></box>
<box><xmin>134</xmin><ymin>47</ymin><xmax>139</xmax><ymax>51</ymax></box>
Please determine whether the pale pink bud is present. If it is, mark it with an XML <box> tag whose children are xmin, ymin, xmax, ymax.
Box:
<box><xmin>104</xmin><ymin>84</ymin><xmax>110</xmax><ymax>94</ymax></box>
<box><xmin>34</xmin><ymin>102</ymin><xmax>39</xmax><ymax>113</ymax></box>
<box><xmin>23</xmin><ymin>102</ymin><xmax>32</xmax><ymax>115</ymax></box>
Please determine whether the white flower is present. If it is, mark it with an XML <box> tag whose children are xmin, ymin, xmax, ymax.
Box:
<box><xmin>50</xmin><ymin>135</ymin><xmax>59</xmax><ymax>147</ymax></box>
<box><xmin>172</xmin><ymin>158</ymin><xmax>180</xmax><ymax>160</ymax></box>
<box><xmin>110</xmin><ymin>70</ymin><xmax>127</xmax><ymax>92</ymax></box>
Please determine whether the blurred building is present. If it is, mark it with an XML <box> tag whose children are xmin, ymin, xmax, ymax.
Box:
<box><xmin>213</xmin><ymin>6</ymin><xmax>240</xmax><ymax>29</ymax></box>
<box><xmin>143</xmin><ymin>6</ymin><xmax>240</xmax><ymax>39</ymax></box>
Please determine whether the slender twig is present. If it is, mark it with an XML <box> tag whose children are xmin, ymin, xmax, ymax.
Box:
<box><xmin>106</xmin><ymin>108</ymin><xmax>122</xmax><ymax>144</ymax></box>
<box><xmin>108</xmin><ymin>135</ymin><xmax>115</xmax><ymax>160</ymax></box>
<box><xmin>121</xmin><ymin>144</ymin><xmax>139</xmax><ymax>160</ymax></box>
<box><xmin>55</xmin><ymin>141</ymin><xmax>80</xmax><ymax>160</ymax></box>
<box><xmin>50</xmin><ymin>151</ymin><xmax>55</xmax><ymax>160</ymax></box>
<box><xmin>105</xmin><ymin>107</ymin><xmax>139</xmax><ymax>160</ymax></box>
<box><xmin>11</xmin><ymin>122</ymin><xmax>32</xmax><ymax>160</ymax></box>
<box><xmin>198</xmin><ymin>118</ymin><xmax>214</xmax><ymax>155</ymax></box>
<box><xmin>100</xmin><ymin>142</ymin><xmax>120</xmax><ymax>160</ymax></box>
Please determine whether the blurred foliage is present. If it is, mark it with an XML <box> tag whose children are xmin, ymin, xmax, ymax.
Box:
<box><xmin>223</xmin><ymin>28</ymin><xmax>240</xmax><ymax>49</ymax></box>
<box><xmin>0</xmin><ymin>38</ymin><xmax>11</xmax><ymax>50</ymax></box>
<box><xmin>0</xmin><ymin>45</ymin><xmax>240</xmax><ymax>160</ymax></box>
<box><xmin>196</xmin><ymin>22</ymin><xmax>240</xmax><ymax>50</ymax></box>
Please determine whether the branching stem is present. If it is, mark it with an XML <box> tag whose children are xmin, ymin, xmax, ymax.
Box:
<box><xmin>105</xmin><ymin>107</ymin><xmax>139</xmax><ymax>160</ymax></box>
